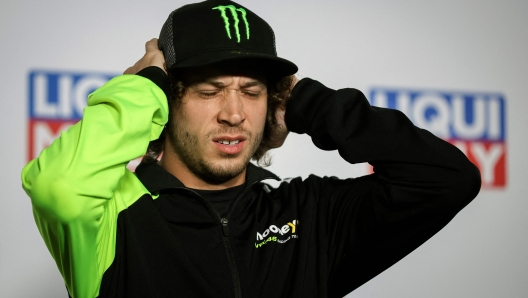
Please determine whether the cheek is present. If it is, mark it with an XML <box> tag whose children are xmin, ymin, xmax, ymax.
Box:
<box><xmin>173</xmin><ymin>102</ymin><xmax>209</xmax><ymax>132</ymax></box>
<box><xmin>253</xmin><ymin>101</ymin><xmax>268</xmax><ymax>129</ymax></box>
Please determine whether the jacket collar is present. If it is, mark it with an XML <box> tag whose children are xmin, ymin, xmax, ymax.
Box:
<box><xmin>135</xmin><ymin>161</ymin><xmax>280</xmax><ymax>193</ymax></box>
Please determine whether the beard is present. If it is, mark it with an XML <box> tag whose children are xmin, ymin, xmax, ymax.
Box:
<box><xmin>167</xmin><ymin>122</ymin><xmax>263</xmax><ymax>185</ymax></box>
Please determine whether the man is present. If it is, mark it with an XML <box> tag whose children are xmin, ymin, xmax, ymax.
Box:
<box><xmin>21</xmin><ymin>0</ymin><xmax>481</xmax><ymax>297</ymax></box>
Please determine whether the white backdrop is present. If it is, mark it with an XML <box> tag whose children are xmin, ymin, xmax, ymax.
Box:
<box><xmin>1</xmin><ymin>0</ymin><xmax>527</xmax><ymax>297</ymax></box>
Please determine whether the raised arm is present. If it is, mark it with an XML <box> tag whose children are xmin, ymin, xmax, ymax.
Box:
<box><xmin>21</xmin><ymin>39</ymin><xmax>168</xmax><ymax>298</ymax></box>
<box><xmin>284</xmin><ymin>78</ymin><xmax>481</xmax><ymax>297</ymax></box>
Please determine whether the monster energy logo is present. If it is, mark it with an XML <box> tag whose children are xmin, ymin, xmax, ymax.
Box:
<box><xmin>212</xmin><ymin>5</ymin><xmax>250</xmax><ymax>43</ymax></box>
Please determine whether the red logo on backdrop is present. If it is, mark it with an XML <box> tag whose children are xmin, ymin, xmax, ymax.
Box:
<box><xmin>369</xmin><ymin>88</ymin><xmax>507</xmax><ymax>189</ymax></box>
<box><xmin>450</xmin><ymin>140</ymin><xmax>506</xmax><ymax>188</ymax></box>
<box><xmin>27</xmin><ymin>119</ymin><xmax>77</xmax><ymax>161</ymax></box>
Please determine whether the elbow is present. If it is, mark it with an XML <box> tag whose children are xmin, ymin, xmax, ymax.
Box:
<box><xmin>24</xmin><ymin>170</ymin><xmax>86</xmax><ymax>223</ymax></box>
<box><xmin>447</xmin><ymin>160</ymin><xmax>482</xmax><ymax>209</ymax></box>
<box><xmin>466</xmin><ymin>162</ymin><xmax>482</xmax><ymax>200</ymax></box>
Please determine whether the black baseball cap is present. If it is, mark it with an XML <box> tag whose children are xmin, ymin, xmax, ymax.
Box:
<box><xmin>158</xmin><ymin>0</ymin><xmax>297</xmax><ymax>77</ymax></box>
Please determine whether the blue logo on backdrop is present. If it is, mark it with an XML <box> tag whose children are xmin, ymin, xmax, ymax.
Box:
<box><xmin>369</xmin><ymin>88</ymin><xmax>506</xmax><ymax>141</ymax></box>
<box><xmin>29</xmin><ymin>70</ymin><xmax>116</xmax><ymax>120</ymax></box>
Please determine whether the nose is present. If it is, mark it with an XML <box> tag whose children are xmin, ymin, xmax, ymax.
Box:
<box><xmin>217</xmin><ymin>89</ymin><xmax>246</xmax><ymax>126</ymax></box>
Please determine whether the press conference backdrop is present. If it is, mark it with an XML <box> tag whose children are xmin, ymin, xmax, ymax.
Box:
<box><xmin>2</xmin><ymin>0</ymin><xmax>527</xmax><ymax>297</ymax></box>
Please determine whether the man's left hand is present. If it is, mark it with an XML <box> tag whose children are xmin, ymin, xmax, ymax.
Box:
<box><xmin>268</xmin><ymin>75</ymin><xmax>299</xmax><ymax>149</ymax></box>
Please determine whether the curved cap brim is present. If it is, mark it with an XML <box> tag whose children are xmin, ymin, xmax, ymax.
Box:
<box><xmin>167</xmin><ymin>49</ymin><xmax>298</xmax><ymax>77</ymax></box>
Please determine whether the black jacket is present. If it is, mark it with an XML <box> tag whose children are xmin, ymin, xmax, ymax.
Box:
<box><xmin>99</xmin><ymin>77</ymin><xmax>481</xmax><ymax>297</ymax></box>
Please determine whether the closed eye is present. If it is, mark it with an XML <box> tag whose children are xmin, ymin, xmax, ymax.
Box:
<box><xmin>198</xmin><ymin>91</ymin><xmax>220</xmax><ymax>98</ymax></box>
<box><xmin>242</xmin><ymin>90</ymin><xmax>261</xmax><ymax>98</ymax></box>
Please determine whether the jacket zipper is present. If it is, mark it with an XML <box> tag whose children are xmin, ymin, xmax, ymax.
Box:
<box><xmin>220</xmin><ymin>217</ymin><xmax>242</xmax><ymax>298</ymax></box>
<box><xmin>181</xmin><ymin>176</ymin><xmax>275</xmax><ymax>298</ymax></box>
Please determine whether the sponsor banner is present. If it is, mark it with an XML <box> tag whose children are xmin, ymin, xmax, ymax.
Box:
<box><xmin>369</xmin><ymin>87</ymin><xmax>507</xmax><ymax>188</ymax></box>
<box><xmin>27</xmin><ymin>71</ymin><xmax>507</xmax><ymax>187</ymax></box>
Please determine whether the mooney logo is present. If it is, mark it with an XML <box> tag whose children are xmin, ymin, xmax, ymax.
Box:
<box><xmin>212</xmin><ymin>5</ymin><xmax>250</xmax><ymax>43</ymax></box>
<box><xmin>255</xmin><ymin>220</ymin><xmax>299</xmax><ymax>248</ymax></box>
<box><xmin>369</xmin><ymin>87</ymin><xmax>507</xmax><ymax>188</ymax></box>
<box><xmin>28</xmin><ymin>70</ymin><xmax>115</xmax><ymax>161</ymax></box>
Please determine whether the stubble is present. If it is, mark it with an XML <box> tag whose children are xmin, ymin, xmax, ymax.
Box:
<box><xmin>167</xmin><ymin>123</ymin><xmax>263</xmax><ymax>185</ymax></box>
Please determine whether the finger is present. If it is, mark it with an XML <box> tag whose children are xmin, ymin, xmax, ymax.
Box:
<box><xmin>145</xmin><ymin>38</ymin><xmax>159</xmax><ymax>53</ymax></box>
<box><xmin>290</xmin><ymin>75</ymin><xmax>299</xmax><ymax>91</ymax></box>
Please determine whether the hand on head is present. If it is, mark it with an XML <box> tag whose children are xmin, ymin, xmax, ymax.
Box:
<box><xmin>268</xmin><ymin>75</ymin><xmax>299</xmax><ymax>149</ymax></box>
<box><xmin>124</xmin><ymin>38</ymin><xmax>166</xmax><ymax>75</ymax></box>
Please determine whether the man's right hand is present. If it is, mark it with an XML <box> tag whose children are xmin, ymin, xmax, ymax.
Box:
<box><xmin>124</xmin><ymin>38</ymin><xmax>166</xmax><ymax>75</ymax></box>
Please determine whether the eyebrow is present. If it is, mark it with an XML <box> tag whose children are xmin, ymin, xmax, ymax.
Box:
<box><xmin>201</xmin><ymin>79</ymin><xmax>266</xmax><ymax>89</ymax></box>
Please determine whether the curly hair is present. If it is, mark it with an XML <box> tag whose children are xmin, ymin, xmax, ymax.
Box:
<box><xmin>143</xmin><ymin>71</ymin><xmax>294</xmax><ymax>166</ymax></box>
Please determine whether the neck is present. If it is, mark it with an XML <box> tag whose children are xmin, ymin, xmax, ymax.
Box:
<box><xmin>158</xmin><ymin>150</ymin><xmax>246</xmax><ymax>191</ymax></box>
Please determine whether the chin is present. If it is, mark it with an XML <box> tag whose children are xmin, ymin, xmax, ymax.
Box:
<box><xmin>195</xmin><ymin>158</ymin><xmax>249</xmax><ymax>185</ymax></box>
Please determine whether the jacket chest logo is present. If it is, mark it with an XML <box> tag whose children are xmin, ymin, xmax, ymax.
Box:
<box><xmin>255</xmin><ymin>219</ymin><xmax>299</xmax><ymax>248</ymax></box>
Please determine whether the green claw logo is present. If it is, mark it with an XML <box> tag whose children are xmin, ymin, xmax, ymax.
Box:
<box><xmin>212</xmin><ymin>5</ymin><xmax>250</xmax><ymax>43</ymax></box>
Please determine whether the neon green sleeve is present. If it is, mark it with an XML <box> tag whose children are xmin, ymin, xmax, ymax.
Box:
<box><xmin>21</xmin><ymin>74</ymin><xmax>168</xmax><ymax>298</ymax></box>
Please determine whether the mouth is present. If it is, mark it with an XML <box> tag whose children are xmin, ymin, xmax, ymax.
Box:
<box><xmin>212</xmin><ymin>136</ymin><xmax>247</xmax><ymax>154</ymax></box>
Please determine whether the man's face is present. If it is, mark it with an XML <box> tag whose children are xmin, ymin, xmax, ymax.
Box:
<box><xmin>166</xmin><ymin>68</ymin><xmax>268</xmax><ymax>185</ymax></box>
